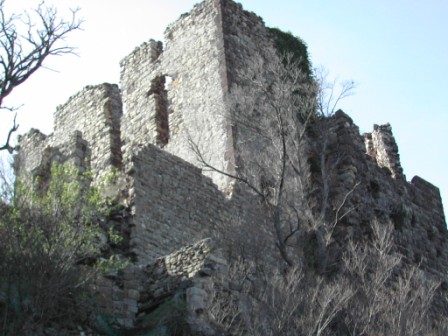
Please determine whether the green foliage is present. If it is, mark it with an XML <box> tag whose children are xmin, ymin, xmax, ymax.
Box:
<box><xmin>108</xmin><ymin>227</ymin><xmax>124</xmax><ymax>246</ymax></box>
<box><xmin>268</xmin><ymin>27</ymin><xmax>312</xmax><ymax>79</ymax></box>
<box><xmin>0</xmin><ymin>163</ymin><xmax>123</xmax><ymax>334</ymax></box>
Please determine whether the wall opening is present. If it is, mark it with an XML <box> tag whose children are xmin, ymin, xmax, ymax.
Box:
<box><xmin>149</xmin><ymin>76</ymin><xmax>171</xmax><ymax>147</ymax></box>
<box><xmin>103</xmin><ymin>98</ymin><xmax>123</xmax><ymax>169</ymax></box>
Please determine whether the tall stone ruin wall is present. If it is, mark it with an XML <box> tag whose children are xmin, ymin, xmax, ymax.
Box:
<box><xmin>125</xmin><ymin>144</ymin><xmax>270</xmax><ymax>264</ymax></box>
<box><xmin>16</xmin><ymin>0</ymin><xmax>446</xmax><ymax>268</ymax></box>
<box><xmin>364</xmin><ymin>123</ymin><xmax>404</xmax><ymax>179</ymax></box>
<box><xmin>13</xmin><ymin>0</ymin><xmax>448</xmax><ymax>330</ymax></box>
<box><xmin>14</xmin><ymin>0</ymin><xmax>447</xmax><ymax>321</ymax></box>
<box><xmin>324</xmin><ymin>111</ymin><xmax>447</xmax><ymax>275</ymax></box>
<box><xmin>120</xmin><ymin>0</ymin><xmax>234</xmax><ymax>192</ymax></box>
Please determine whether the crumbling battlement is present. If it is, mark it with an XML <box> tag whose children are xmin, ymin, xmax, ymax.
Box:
<box><xmin>14</xmin><ymin>0</ymin><xmax>447</xmax><ymax>329</ymax></box>
<box><xmin>16</xmin><ymin>84</ymin><xmax>122</xmax><ymax>181</ymax></box>
<box><xmin>15</xmin><ymin>0</ymin><xmax>446</xmax><ymax>293</ymax></box>
<box><xmin>325</xmin><ymin>112</ymin><xmax>447</xmax><ymax>273</ymax></box>
<box><xmin>53</xmin><ymin>83</ymin><xmax>123</xmax><ymax>175</ymax></box>
<box><xmin>364</xmin><ymin>123</ymin><xmax>404</xmax><ymax>179</ymax></box>
<box><xmin>16</xmin><ymin>0</ymin><xmax>446</xmax><ymax>264</ymax></box>
<box><xmin>15</xmin><ymin>129</ymin><xmax>49</xmax><ymax>175</ymax></box>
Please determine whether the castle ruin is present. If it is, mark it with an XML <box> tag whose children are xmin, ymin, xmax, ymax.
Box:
<box><xmin>15</xmin><ymin>0</ymin><xmax>447</xmax><ymax>328</ymax></box>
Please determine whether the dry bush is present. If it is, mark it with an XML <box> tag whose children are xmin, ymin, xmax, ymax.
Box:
<box><xmin>343</xmin><ymin>220</ymin><xmax>442</xmax><ymax>336</ymax></box>
<box><xmin>209</xmin><ymin>259</ymin><xmax>353</xmax><ymax>336</ymax></box>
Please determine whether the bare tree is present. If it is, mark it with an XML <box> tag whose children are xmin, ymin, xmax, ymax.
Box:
<box><xmin>0</xmin><ymin>0</ymin><xmax>82</xmax><ymax>152</ymax></box>
<box><xmin>343</xmin><ymin>220</ymin><xmax>441</xmax><ymax>336</ymax></box>
<box><xmin>0</xmin><ymin>154</ymin><xmax>13</xmax><ymax>201</ymax></box>
<box><xmin>207</xmin><ymin>219</ymin><xmax>444</xmax><ymax>336</ymax></box>
<box><xmin>190</xmin><ymin>51</ymin><xmax>356</xmax><ymax>272</ymax></box>
<box><xmin>187</xmin><ymin>39</ymin><xmax>448</xmax><ymax>336</ymax></box>
<box><xmin>208</xmin><ymin>257</ymin><xmax>353</xmax><ymax>336</ymax></box>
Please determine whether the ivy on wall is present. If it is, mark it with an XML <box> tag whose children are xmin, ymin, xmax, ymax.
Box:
<box><xmin>268</xmin><ymin>27</ymin><xmax>312</xmax><ymax>79</ymax></box>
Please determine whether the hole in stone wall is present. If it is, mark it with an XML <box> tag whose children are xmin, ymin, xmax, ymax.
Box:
<box><xmin>149</xmin><ymin>76</ymin><xmax>171</xmax><ymax>147</ymax></box>
<box><xmin>103</xmin><ymin>99</ymin><xmax>122</xmax><ymax>168</ymax></box>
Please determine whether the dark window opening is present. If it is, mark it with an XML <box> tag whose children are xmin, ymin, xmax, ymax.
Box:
<box><xmin>149</xmin><ymin>76</ymin><xmax>171</xmax><ymax>147</ymax></box>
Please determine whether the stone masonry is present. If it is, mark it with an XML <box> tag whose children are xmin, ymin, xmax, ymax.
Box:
<box><xmin>15</xmin><ymin>0</ymin><xmax>446</xmax><ymax>328</ymax></box>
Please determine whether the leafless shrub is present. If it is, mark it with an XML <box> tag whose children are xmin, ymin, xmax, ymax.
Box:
<box><xmin>343</xmin><ymin>220</ymin><xmax>441</xmax><ymax>336</ymax></box>
<box><xmin>209</xmin><ymin>259</ymin><xmax>353</xmax><ymax>336</ymax></box>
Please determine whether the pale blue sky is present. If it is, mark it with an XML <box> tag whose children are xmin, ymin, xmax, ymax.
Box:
<box><xmin>1</xmin><ymin>0</ymin><xmax>446</xmax><ymax>214</ymax></box>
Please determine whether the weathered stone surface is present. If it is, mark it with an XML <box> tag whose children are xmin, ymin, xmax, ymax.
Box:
<box><xmin>14</xmin><ymin>0</ymin><xmax>447</xmax><ymax>331</ymax></box>
<box><xmin>364</xmin><ymin>123</ymin><xmax>404</xmax><ymax>179</ymax></box>
<box><xmin>93</xmin><ymin>238</ymin><xmax>227</xmax><ymax>330</ymax></box>
<box><xmin>16</xmin><ymin>84</ymin><xmax>122</xmax><ymax>180</ymax></box>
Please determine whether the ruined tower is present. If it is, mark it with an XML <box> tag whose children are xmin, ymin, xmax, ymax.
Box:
<box><xmin>119</xmin><ymin>0</ymin><xmax>284</xmax><ymax>193</ymax></box>
<box><xmin>13</xmin><ymin>0</ymin><xmax>448</xmax><ymax>328</ymax></box>
<box><xmin>16</xmin><ymin>0</ymin><xmax>446</xmax><ymax>279</ymax></box>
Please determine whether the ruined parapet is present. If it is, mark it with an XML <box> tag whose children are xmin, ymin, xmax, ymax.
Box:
<box><xmin>15</xmin><ymin>129</ymin><xmax>91</xmax><ymax>191</ymax></box>
<box><xmin>364</xmin><ymin>123</ymin><xmax>404</xmax><ymax>179</ymax></box>
<box><xmin>14</xmin><ymin>129</ymin><xmax>50</xmax><ymax>178</ymax></box>
<box><xmin>53</xmin><ymin>83</ymin><xmax>123</xmax><ymax>178</ymax></box>
<box><xmin>16</xmin><ymin>83</ymin><xmax>122</xmax><ymax>185</ymax></box>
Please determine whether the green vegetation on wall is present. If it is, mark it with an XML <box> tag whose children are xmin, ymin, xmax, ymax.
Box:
<box><xmin>0</xmin><ymin>163</ymin><xmax>125</xmax><ymax>335</ymax></box>
<box><xmin>268</xmin><ymin>27</ymin><xmax>313</xmax><ymax>79</ymax></box>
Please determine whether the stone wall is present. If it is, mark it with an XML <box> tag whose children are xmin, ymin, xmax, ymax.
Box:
<box><xmin>15</xmin><ymin>129</ymin><xmax>90</xmax><ymax>183</ymax></box>
<box><xmin>364</xmin><ymin>123</ymin><xmax>404</xmax><ymax>179</ymax></box>
<box><xmin>324</xmin><ymin>111</ymin><xmax>447</xmax><ymax>274</ymax></box>
<box><xmin>13</xmin><ymin>0</ymin><xmax>447</xmax><ymax>330</ymax></box>
<box><xmin>16</xmin><ymin>84</ymin><xmax>122</xmax><ymax>184</ymax></box>
<box><xmin>125</xmin><ymin>143</ymin><xmax>270</xmax><ymax>265</ymax></box>
<box><xmin>94</xmin><ymin>238</ymin><xmax>227</xmax><ymax>329</ymax></box>
<box><xmin>120</xmin><ymin>0</ymin><xmax>234</xmax><ymax>192</ymax></box>
<box><xmin>220</xmin><ymin>0</ymin><xmax>286</xmax><ymax>190</ymax></box>
<box><xmin>15</xmin><ymin>129</ymin><xmax>49</xmax><ymax>176</ymax></box>
<box><xmin>53</xmin><ymin>84</ymin><xmax>123</xmax><ymax>177</ymax></box>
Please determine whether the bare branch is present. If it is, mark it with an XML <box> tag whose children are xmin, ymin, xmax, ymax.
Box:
<box><xmin>0</xmin><ymin>111</ymin><xmax>17</xmax><ymax>152</ymax></box>
<box><xmin>187</xmin><ymin>133</ymin><xmax>265</xmax><ymax>199</ymax></box>
<box><xmin>315</xmin><ymin>65</ymin><xmax>357</xmax><ymax>117</ymax></box>
<box><xmin>0</xmin><ymin>0</ymin><xmax>82</xmax><ymax>151</ymax></box>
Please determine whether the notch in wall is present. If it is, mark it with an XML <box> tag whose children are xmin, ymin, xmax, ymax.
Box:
<box><xmin>148</xmin><ymin>75</ymin><xmax>173</xmax><ymax>147</ymax></box>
